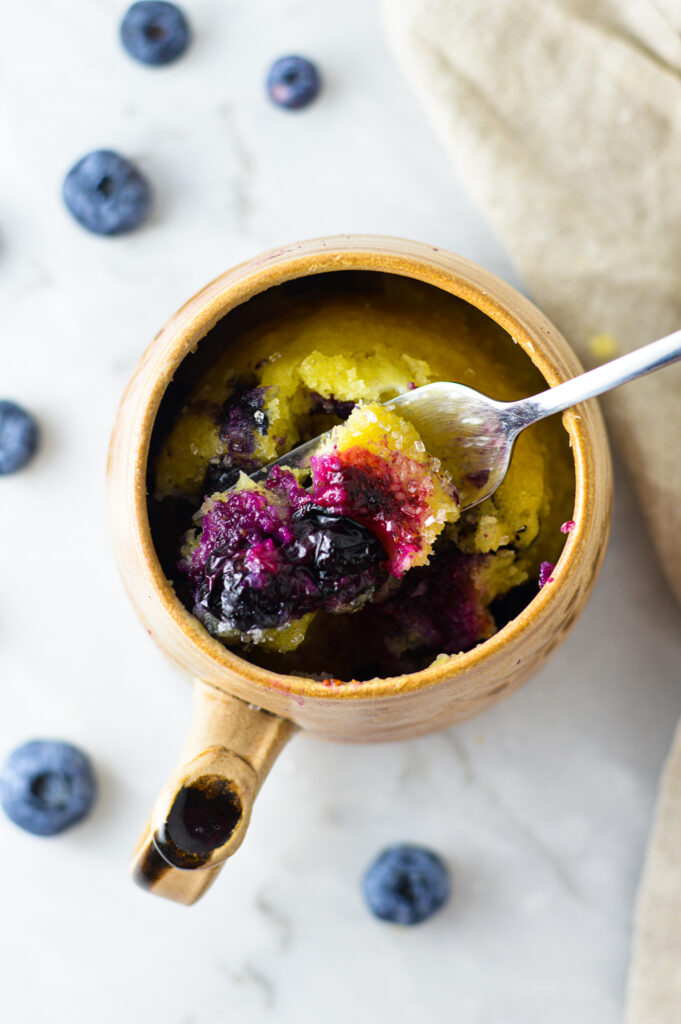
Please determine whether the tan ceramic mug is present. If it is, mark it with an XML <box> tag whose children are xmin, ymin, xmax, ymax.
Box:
<box><xmin>107</xmin><ymin>236</ymin><xmax>612</xmax><ymax>905</ymax></box>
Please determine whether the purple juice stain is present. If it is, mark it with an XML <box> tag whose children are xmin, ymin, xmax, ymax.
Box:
<box><xmin>538</xmin><ymin>561</ymin><xmax>555</xmax><ymax>588</ymax></box>
<box><xmin>365</xmin><ymin>545</ymin><xmax>493</xmax><ymax>656</ymax></box>
<box><xmin>465</xmin><ymin>469</ymin><xmax>490</xmax><ymax>489</ymax></box>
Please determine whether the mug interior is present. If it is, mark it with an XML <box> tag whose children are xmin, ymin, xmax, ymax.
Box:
<box><xmin>145</xmin><ymin>267</ymin><xmax>577</xmax><ymax>685</ymax></box>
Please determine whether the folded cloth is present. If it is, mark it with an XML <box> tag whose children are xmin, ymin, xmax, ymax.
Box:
<box><xmin>381</xmin><ymin>2</ymin><xmax>681</xmax><ymax>1021</ymax></box>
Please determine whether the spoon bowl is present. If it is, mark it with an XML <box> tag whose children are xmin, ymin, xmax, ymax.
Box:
<box><xmin>252</xmin><ymin>381</ymin><xmax>514</xmax><ymax>509</ymax></box>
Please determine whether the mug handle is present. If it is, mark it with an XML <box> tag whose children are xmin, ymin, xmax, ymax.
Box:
<box><xmin>131</xmin><ymin>679</ymin><xmax>297</xmax><ymax>905</ymax></box>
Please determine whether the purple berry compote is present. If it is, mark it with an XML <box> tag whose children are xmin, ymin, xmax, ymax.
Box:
<box><xmin>181</xmin><ymin>467</ymin><xmax>390</xmax><ymax>649</ymax></box>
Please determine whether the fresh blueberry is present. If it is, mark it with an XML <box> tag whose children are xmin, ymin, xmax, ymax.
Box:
<box><xmin>266</xmin><ymin>55</ymin><xmax>321</xmax><ymax>110</ymax></box>
<box><xmin>0</xmin><ymin>401</ymin><xmax>39</xmax><ymax>475</ymax></box>
<box><xmin>362</xmin><ymin>844</ymin><xmax>451</xmax><ymax>925</ymax></box>
<box><xmin>63</xmin><ymin>150</ymin><xmax>152</xmax><ymax>236</ymax></box>
<box><xmin>120</xmin><ymin>1</ymin><xmax>190</xmax><ymax>66</ymax></box>
<box><xmin>0</xmin><ymin>740</ymin><xmax>97</xmax><ymax>836</ymax></box>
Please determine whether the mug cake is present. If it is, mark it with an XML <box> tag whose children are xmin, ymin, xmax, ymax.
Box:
<box><xmin>149</xmin><ymin>272</ymin><xmax>574</xmax><ymax>681</ymax></box>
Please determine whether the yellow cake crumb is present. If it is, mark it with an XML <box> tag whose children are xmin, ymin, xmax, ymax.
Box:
<box><xmin>588</xmin><ymin>332</ymin><xmax>619</xmax><ymax>362</ymax></box>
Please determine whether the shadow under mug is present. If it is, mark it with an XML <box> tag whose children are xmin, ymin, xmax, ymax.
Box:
<box><xmin>107</xmin><ymin>236</ymin><xmax>612</xmax><ymax>905</ymax></box>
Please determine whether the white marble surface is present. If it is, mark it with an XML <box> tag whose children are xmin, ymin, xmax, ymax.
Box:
<box><xmin>2</xmin><ymin>2</ymin><xmax>681</xmax><ymax>1022</ymax></box>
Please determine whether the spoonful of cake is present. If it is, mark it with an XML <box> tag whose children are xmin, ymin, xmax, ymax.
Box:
<box><xmin>252</xmin><ymin>328</ymin><xmax>681</xmax><ymax>510</ymax></box>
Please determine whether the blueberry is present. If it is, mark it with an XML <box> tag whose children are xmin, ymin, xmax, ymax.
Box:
<box><xmin>202</xmin><ymin>549</ymin><xmax>296</xmax><ymax>633</ymax></box>
<box><xmin>0</xmin><ymin>740</ymin><xmax>97</xmax><ymax>836</ymax></box>
<box><xmin>0</xmin><ymin>401</ymin><xmax>39</xmax><ymax>475</ymax></box>
<box><xmin>63</xmin><ymin>150</ymin><xmax>152</xmax><ymax>236</ymax></box>
<box><xmin>289</xmin><ymin>506</ymin><xmax>388</xmax><ymax>597</ymax></box>
<box><xmin>266</xmin><ymin>55</ymin><xmax>321</xmax><ymax>110</ymax></box>
<box><xmin>203</xmin><ymin>459</ymin><xmax>241</xmax><ymax>496</ymax></box>
<box><xmin>538</xmin><ymin>561</ymin><xmax>555</xmax><ymax>588</ymax></box>
<box><xmin>120</xmin><ymin>1</ymin><xmax>190</xmax><ymax>66</ymax></box>
<box><xmin>362</xmin><ymin>844</ymin><xmax>451</xmax><ymax>925</ymax></box>
<box><xmin>220</xmin><ymin>382</ymin><xmax>270</xmax><ymax>457</ymax></box>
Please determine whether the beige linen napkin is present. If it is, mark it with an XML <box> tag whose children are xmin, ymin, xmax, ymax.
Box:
<box><xmin>380</xmin><ymin>1</ymin><xmax>681</xmax><ymax>1020</ymax></box>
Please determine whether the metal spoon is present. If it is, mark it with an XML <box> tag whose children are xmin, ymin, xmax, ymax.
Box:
<box><xmin>252</xmin><ymin>328</ymin><xmax>681</xmax><ymax>509</ymax></box>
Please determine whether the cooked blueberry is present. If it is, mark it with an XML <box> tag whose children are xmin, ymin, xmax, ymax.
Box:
<box><xmin>203</xmin><ymin>459</ymin><xmax>241</xmax><ymax>496</ymax></box>
<box><xmin>363</xmin><ymin>844</ymin><xmax>451</xmax><ymax>925</ymax></box>
<box><xmin>266</xmin><ymin>55</ymin><xmax>321</xmax><ymax>110</ymax></box>
<box><xmin>201</xmin><ymin>550</ymin><xmax>297</xmax><ymax>633</ymax></box>
<box><xmin>308</xmin><ymin>391</ymin><xmax>356</xmax><ymax>420</ymax></box>
<box><xmin>289</xmin><ymin>506</ymin><xmax>388</xmax><ymax>596</ymax></box>
<box><xmin>0</xmin><ymin>401</ymin><xmax>39</xmax><ymax>475</ymax></box>
<box><xmin>0</xmin><ymin>740</ymin><xmax>97</xmax><ymax>836</ymax></box>
<box><xmin>63</xmin><ymin>150</ymin><xmax>152</xmax><ymax>236</ymax></box>
<box><xmin>120</xmin><ymin>1</ymin><xmax>190</xmax><ymax>66</ymax></box>
<box><xmin>220</xmin><ymin>382</ymin><xmax>269</xmax><ymax>458</ymax></box>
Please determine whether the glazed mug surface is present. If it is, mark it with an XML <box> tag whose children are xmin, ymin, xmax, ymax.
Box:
<box><xmin>107</xmin><ymin>235</ymin><xmax>612</xmax><ymax>904</ymax></box>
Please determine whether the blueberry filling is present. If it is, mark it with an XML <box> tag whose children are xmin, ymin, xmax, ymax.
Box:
<box><xmin>358</xmin><ymin>543</ymin><xmax>494</xmax><ymax>661</ymax></box>
<box><xmin>203</xmin><ymin>460</ymin><xmax>241</xmax><ymax>495</ymax></box>
<box><xmin>187</xmin><ymin>480</ymin><xmax>389</xmax><ymax>637</ymax></box>
<box><xmin>184</xmin><ymin>421</ymin><xmax>452</xmax><ymax>640</ymax></box>
<box><xmin>62</xmin><ymin>149</ymin><xmax>152</xmax><ymax>236</ymax></box>
<box><xmin>288</xmin><ymin>505</ymin><xmax>386</xmax><ymax>596</ymax></box>
<box><xmin>310</xmin><ymin>447</ymin><xmax>437</xmax><ymax>575</ymax></box>
<box><xmin>199</xmin><ymin>382</ymin><xmax>271</xmax><ymax>496</ymax></box>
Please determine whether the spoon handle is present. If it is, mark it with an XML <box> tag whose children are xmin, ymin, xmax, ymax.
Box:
<box><xmin>505</xmin><ymin>328</ymin><xmax>681</xmax><ymax>431</ymax></box>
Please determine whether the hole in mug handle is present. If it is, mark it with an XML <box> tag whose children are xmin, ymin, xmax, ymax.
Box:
<box><xmin>156</xmin><ymin>775</ymin><xmax>244</xmax><ymax>868</ymax></box>
<box><xmin>131</xmin><ymin>681</ymin><xmax>297</xmax><ymax>905</ymax></box>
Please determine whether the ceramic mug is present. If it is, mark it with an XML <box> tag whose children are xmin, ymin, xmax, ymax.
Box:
<box><xmin>107</xmin><ymin>235</ymin><xmax>612</xmax><ymax>905</ymax></box>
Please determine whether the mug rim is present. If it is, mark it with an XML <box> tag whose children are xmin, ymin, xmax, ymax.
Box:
<box><xmin>111</xmin><ymin>234</ymin><xmax>604</xmax><ymax>704</ymax></box>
